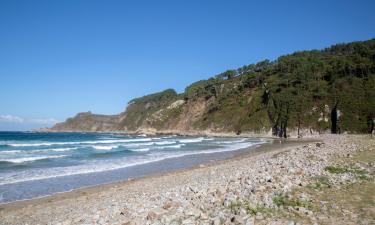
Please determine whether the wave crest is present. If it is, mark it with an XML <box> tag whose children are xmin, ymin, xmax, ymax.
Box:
<box><xmin>6</xmin><ymin>138</ymin><xmax>153</xmax><ymax>147</ymax></box>
<box><xmin>1</xmin><ymin>155</ymin><xmax>67</xmax><ymax>163</ymax></box>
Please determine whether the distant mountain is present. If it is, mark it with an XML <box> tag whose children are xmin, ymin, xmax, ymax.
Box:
<box><xmin>48</xmin><ymin>39</ymin><xmax>375</xmax><ymax>137</ymax></box>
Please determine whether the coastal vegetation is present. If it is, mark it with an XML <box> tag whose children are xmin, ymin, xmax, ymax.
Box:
<box><xmin>50</xmin><ymin>39</ymin><xmax>375</xmax><ymax>137</ymax></box>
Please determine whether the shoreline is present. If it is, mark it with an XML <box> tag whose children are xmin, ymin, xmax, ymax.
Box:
<box><xmin>2</xmin><ymin>135</ymin><xmax>369</xmax><ymax>224</ymax></box>
<box><xmin>34</xmin><ymin>130</ymin><xmax>276</xmax><ymax>139</ymax></box>
<box><xmin>0</xmin><ymin>137</ymin><xmax>269</xmax><ymax>204</ymax></box>
<box><xmin>0</xmin><ymin>138</ymin><xmax>315</xmax><ymax>212</ymax></box>
<box><xmin>34</xmin><ymin>129</ymin><xmax>323</xmax><ymax>139</ymax></box>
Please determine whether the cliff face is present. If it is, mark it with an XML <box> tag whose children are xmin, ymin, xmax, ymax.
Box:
<box><xmin>48</xmin><ymin>39</ymin><xmax>375</xmax><ymax>137</ymax></box>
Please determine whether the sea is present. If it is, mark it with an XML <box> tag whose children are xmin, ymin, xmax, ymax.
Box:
<box><xmin>0</xmin><ymin>131</ymin><xmax>268</xmax><ymax>204</ymax></box>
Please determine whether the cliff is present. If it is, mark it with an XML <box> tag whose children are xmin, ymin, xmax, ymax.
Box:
<box><xmin>48</xmin><ymin>39</ymin><xmax>375</xmax><ymax>137</ymax></box>
<box><xmin>50</xmin><ymin>112</ymin><xmax>120</xmax><ymax>132</ymax></box>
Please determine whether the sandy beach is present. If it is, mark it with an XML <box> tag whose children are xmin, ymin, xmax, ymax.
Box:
<box><xmin>0</xmin><ymin>134</ymin><xmax>373</xmax><ymax>225</ymax></box>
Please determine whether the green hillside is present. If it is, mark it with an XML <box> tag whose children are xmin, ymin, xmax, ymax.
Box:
<box><xmin>119</xmin><ymin>39</ymin><xmax>375</xmax><ymax>137</ymax></box>
<box><xmin>51</xmin><ymin>39</ymin><xmax>375</xmax><ymax>137</ymax></box>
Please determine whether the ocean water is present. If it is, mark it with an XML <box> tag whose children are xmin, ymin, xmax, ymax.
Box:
<box><xmin>0</xmin><ymin>132</ymin><xmax>267</xmax><ymax>203</ymax></box>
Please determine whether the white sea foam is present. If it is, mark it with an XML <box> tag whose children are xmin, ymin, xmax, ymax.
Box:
<box><xmin>0</xmin><ymin>138</ymin><xmax>267</xmax><ymax>185</ymax></box>
<box><xmin>179</xmin><ymin>137</ymin><xmax>204</xmax><ymax>143</ymax></box>
<box><xmin>155</xmin><ymin>141</ymin><xmax>176</xmax><ymax>145</ymax></box>
<box><xmin>129</xmin><ymin>148</ymin><xmax>150</xmax><ymax>152</ymax></box>
<box><xmin>1</xmin><ymin>155</ymin><xmax>67</xmax><ymax>163</ymax></box>
<box><xmin>36</xmin><ymin>147</ymin><xmax>78</xmax><ymax>152</ymax></box>
<box><xmin>215</xmin><ymin>139</ymin><xmax>247</xmax><ymax>144</ymax></box>
<box><xmin>156</xmin><ymin>144</ymin><xmax>185</xmax><ymax>149</ymax></box>
<box><xmin>162</xmin><ymin>135</ymin><xmax>177</xmax><ymax>139</ymax></box>
<box><xmin>0</xmin><ymin>150</ymin><xmax>23</xmax><ymax>154</ymax></box>
<box><xmin>7</xmin><ymin>143</ymin><xmax>55</xmax><ymax>147</ymax></box>
<box><xmin>123</xmin><ymin>142</ymin><xmax>154</xmax><ymax>147</ymax></box>
<box><xmin>7</xmin><ymin>138</ymin><xmax>153</xmax><ymax>147</ymax></box>
<box><xmin>0</xmin><ymin>148</ymin><xmax>77</xmax><ymax>154</ymax></box>
<box><xmin>153</xmin><ymin>141</ymin><xmax>265</xmax><ymax>161</ymax></box>
<box><xmin>92</xmin><ymin>145</ymin><xmax>119</xmax><ymax>150</ymax></box>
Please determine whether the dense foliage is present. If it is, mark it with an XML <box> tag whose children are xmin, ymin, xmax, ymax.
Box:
<box><xmin>53</xmin><ymin>39</ymin><xmax>375</xmax><ymax>136</ymax></box>
<box><xmin>128</xmin><ymin>89</ymin><xmax>178</xmax><ymax>105</ymax></box>
<box><xmin>181</xmin><ymin>39</ymin><xmax>375</xmax><ymax>136</ymax></box>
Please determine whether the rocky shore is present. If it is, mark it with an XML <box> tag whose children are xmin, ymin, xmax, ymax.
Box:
<box><xmin>0</xmin><ymin>134</ymin><xmax>373</xmax><ymax>225</ymax></box>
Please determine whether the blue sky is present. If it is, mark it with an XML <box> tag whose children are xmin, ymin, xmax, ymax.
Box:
<box><xmin>0</xmin><ymin>0</ymin><xmax>374</xmax><ymax>130</ymax></box>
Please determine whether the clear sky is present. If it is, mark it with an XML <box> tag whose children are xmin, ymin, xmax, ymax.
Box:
<box><xmin>0</xmin><ymin>0</ymin><xmax>374</xmax><ymax>130</ymax></box>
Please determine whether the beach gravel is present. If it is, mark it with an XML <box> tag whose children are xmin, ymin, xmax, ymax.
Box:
<box><xmin>0</xmin><ymin>134</ymin><xmax>373</xmax><ymax>225</ymax></box>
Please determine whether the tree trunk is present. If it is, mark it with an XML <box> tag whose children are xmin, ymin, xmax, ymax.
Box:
<box><xmin>283</xmin><ymin>121</ymin><xmax>287</xmax><ymax>138</ymax></box>
<box><xmin>331</xmin><ymin>104</ymin><xmax>338</xmax><ymax>134</ymax></box>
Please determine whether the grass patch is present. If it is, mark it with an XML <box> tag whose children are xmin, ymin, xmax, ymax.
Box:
<box><xmin>273</xmin><ymin>194</ymin><xmax>286</xmax><ymax>207</ymax></box>
<box><xmin>273</xmin><ymin>139</ymin><xmax>374</xmax><ymax>224</ymax></box>
<box><xmin>246</xmin><ymin>207</ymin><xmax>259</xmax><ymax>216</ymax></box>
<box><xmin>245</xmin><ymin>205</ymin><xmax>272</xmax><ymax>217</ymax></box>
<box><xmin>272</xmin><ymin>193</ymin><xmax>311</xmax><ymax>209</ymax></box>
<box><xmin>324</xmin><ymin>166</ymin><xmax>350</xmax><ymax>174</ymax></box>
<box><xmin>307</xmin><ymin>176</ymin><xmax>331</xmax><ymax>190</ymax></box>
<box><xmin>227</xmin><ymin>200</ymin><xmax>274</xmax><ymax>217</ymax></box>
<box><xmin>324</xmin><ymin>165</ymin><xmax>368</xmax><ymax>176</ymax></box>
<box><xmin>228</xmin><ymin>200</ymin><xmax>242</xmax><ymax>214</ymax></box>
<box><xmin>312</xmin><ymin>180</ymin><xmax>375</xmax><ymax>224</ymax></box>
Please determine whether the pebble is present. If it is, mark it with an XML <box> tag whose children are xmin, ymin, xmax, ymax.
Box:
<box><xmin>1</xmin><ymin>134</ymin><xmax>372</xmax><ymax>225</ymax></box>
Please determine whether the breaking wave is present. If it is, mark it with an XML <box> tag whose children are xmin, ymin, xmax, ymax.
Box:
<box><xmin>0</xmin><ymin>155</ymin><xmax>67</xmax><ymax>163</ymax></box>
